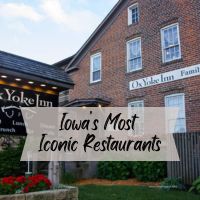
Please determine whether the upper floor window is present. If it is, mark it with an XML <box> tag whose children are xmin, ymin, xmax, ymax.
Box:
<box><xmin>127</xmin><ymin>38</ymin><xmax>142</xmax><ymax>72</ymax></box>
<box><xmin>165</xmin><ymin>93</ymin><xmax>186</xmax><ymax>133</ymax></box>
<box><xmin>161</xmin><ymin>23</ymin><xmax>181</xmax><ymax>63</ymax></box>
<box><xmin>90</xmin><ymin>53</ymin><xmax>101</xmax><ymax>83</ymax></box>
<box><xmin>128</xmin><ymin>3</ymin><xmax>139</xmax><ymax>25</ymax></box>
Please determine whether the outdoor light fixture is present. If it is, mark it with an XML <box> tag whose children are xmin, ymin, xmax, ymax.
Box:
<box><xmin>1</xmin><ymin>75</ymin><xmax>7</xmax><ymax>78</ymax></box>
<box><xmin>41</xmin><ymin>84</ymin><xmax>46</xmax><ymax>87</ymax></box>
<box><xmin>28</xmin><ymin>81</ymin><xmax>34</xmax><ymax>85</ymax></box>
<box><xmin>15</xmin><ymin>78</ymin><xmax>21</xmax><ymax>82</ymax></box>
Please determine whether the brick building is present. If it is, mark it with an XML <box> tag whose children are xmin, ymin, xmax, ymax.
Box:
<box><xmin>55</xmin><ymin>0</ymin><xmax>200</xmax><ymax>178</ymax></box>
<box><xmin>55</xmin><ymin>0</ymin><xmax>200</xmax><ymax>133</ymax></box>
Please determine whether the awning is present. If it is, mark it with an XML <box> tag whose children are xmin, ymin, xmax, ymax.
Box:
<box><xmin>0</xmin><ymin>51</ymin><xmax>74</xmax><ymax>90</ymax></box>
<box><xmin>65</xmin><ymin>98</ymin><xmax>111</xmax><ymax>107</ymax></box>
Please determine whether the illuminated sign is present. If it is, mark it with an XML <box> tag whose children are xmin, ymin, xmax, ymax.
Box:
<box><xmin>0</xmin><ymin>85</ymin><xmax>58</xmax><ymax>136</ymax></box>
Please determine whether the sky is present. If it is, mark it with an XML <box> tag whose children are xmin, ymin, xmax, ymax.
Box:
<box><xmin>0</xmin><ymin>0</ymin><xmax>118</xmax><ymax>64</ymax></box>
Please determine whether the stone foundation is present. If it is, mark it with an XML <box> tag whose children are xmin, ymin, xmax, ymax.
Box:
<box><xmin>0</xmin><ymin>187</ymin><xmax>78</xmax><ymax>200</ymax></box>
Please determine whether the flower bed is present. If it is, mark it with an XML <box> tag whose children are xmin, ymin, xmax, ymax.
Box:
<box><xmin>0</xmin><ymin>175</ymin><xmax>78</xmax><ymax>200</ymax></box>
<box><xmin>0</xmin><ymin>174</ymin><xmax>51</xmax><ymax>195</ymax></box>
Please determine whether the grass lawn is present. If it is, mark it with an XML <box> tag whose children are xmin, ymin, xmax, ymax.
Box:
<box><xmin>78</xmin><ymin>185</ymin><xmax>200</xmax><ymax>200</ymax></box>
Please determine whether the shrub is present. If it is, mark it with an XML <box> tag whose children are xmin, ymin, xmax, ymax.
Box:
<box><xmin>97</xmin><ymin>162</ymin><xmax>166</xmax><ymax>182</ymax></box>
<box><xmin>61</xmin><ymin>172</ymin><xmax>77</xmax><ymax>184</ymax></box>
<box><xmin>0</xmin><ymin>174</ymin><xmax>52</xmax><ymax>195</ymax></box>
<box><xmin>0</xmin><ymin>139</ymin><xmax>26</xmax><ymax>177</ymax></box>
<box><xmin>189</xmin><ymin>177</ymin><xmax>200</xmax><ymax>194</ymax></box>
<box><xmin>132</xmin><ymin>162</ymin><xmax>167</xmax><ymax>182</ymax></box>
<box><xmin>97</xmin><ymin>162</ymin><xmax>134</xmax><ymax>181</ymax></box>
<box><xmin>161</xmin><ymin>178</ymin><xmax>185</xmax><ymax>190</ymax></box>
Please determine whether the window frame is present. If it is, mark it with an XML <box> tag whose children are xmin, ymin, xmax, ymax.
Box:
<box><xmin>128</xmin><ymin>3</ymin><xmax>139</xmax><ymax>25</ymax></box>
<box><xmin>128</xmin><ymin>100</ymin><xmax>144</xmax><ymax>108</ymax></box>
<box><xmin>161</xmin><ymin>23</ymin><xmax>182</xmax><ymax>63</ymax></box>
<box><xmin>165</xmin><ymin>93</ymin><xmax>186</xmax><ymax>133</ymax></box>
<box><xmin>90</xmin><ymin>52</ymin><xmax>102</xmax><ymax>83</ymax></box>
<box><xmin>127</xmin><ymin>37</ymin><xmax>142</xmax><ymax>73</ymax></box>
<box><xmin>128</xmin><ymin>100</ymin><xmax>144</xmax><ymax>135</ymax></box>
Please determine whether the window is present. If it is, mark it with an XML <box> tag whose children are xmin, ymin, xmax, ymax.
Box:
<box><xmin>128</xmin><ymin>3</ymin><xmax>139</xmax><ymax>25</ymax></box>
<box><xmin>128</xmin><ymin>100</ymin><xmax>144</xmax><ymax>108</ymax></box>
<box><xmin>59</xmin><ymin>90</ymin><xmax>69</xmax><ymax>106</ymax></box>
<box><xmin>90</xmin><ymin>53</ymin><xmax>101</xmax><ymax>83</ymax></box>
<box><xmin>161</xmin><ymin>23</ymin><xmax>181</xmax><ymax>63</ymax></box>
<box><xmin>128</xmin><ymin>100</ymin><xmax>144</xmax><ymax>135</ymax></box>
<box><xmin>127</xmin><ymin>38</ymin><xmax>142</xmax><ymax>72</ymax></box>
<box><xmin>165</xmin><ymin>94</ymin><xmax>186</xmax><ymax>133</ymax></box>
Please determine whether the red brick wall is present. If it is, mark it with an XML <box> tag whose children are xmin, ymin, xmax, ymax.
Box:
<box><xmin>68</xmin><ymin>0</ymin><xmax>200</xmax><ymax>132</ymax></box>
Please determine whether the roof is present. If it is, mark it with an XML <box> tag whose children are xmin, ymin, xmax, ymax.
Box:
<box><xmin>0</xmin><ymin>51</ymin><xmax>74</xmax><ymax>88</ymax></box>
<box><xmin>65</xmin><ymin>98</ymin><xmax>111</xmax><ymax>107</ymax></box>
<box><xmin>54</xmin><ymin>0</ymin><xmax>124</xmax><ymax>72</ymax></box>
<box><xmin>54</xmin><ymin>55</ymin><xmax>76</xmax><ymax>69</ymax></box>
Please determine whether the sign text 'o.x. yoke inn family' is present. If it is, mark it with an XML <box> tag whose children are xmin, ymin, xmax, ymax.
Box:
<box><xmin>129</xmin><ymin>64</ymin><xmax>200</xmax><ymax>90</ymax></box>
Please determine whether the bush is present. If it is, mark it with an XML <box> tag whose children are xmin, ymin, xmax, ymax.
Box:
<box><xmin>189</xmin><ymin>177</ymin><xmax>200</xmax><ymax>194</ymax></box>
<box><xmin>0</xmin><ymin>139</ymin><xmax>26</xmax><ymax>177</ymax></box>
<box><xmin>0</xmin><ymin>174</ymin><xmax>51</xmax><ymax>195</ymax></box>
<box><xmin>61</xmin><ymin>172</ymin><xmax>77</xmax><ymax>184</ymax></box>
<box><xmin>132</xmin><ymin>162</ymin><xmax>167</xmax><ymax>182</ymax></box>
<box><xmin>97</xmin><ymin>162</ymin><xmax>134</xmax><ymax>181</ymax></box>
<box><xmin>161</xmin><ymin>178</ymin><xmax>185</xmax><ymax>190</ymax></box>
<box><xmin>97</xmin><ymin>162</ymin><xmax>166</xmax><ymax>182</ymax></box>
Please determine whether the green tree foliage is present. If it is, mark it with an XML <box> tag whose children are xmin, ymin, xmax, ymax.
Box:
<box><xmin>0</xmin><ymin>139</ymin><xmax>26</xmax><ymax>177</ymax></box>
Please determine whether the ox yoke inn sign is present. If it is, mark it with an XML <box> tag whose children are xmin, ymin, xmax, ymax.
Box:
<box><xmin>129</xmin><ymin>64</ymin><xmax>200</xmax><ymax>90</ymax></box>
<box><xmin>0</xmin><ymin>50</ymin><xmax>73</xmax><ymax>136</ymax></box>
<box><xmin>0</xmin><ymin>87</ymin><xmax>55</xmax><ymax>107</ymax></box>
<box><xmin>0</xmin><ymin>85</ymin><xmax>58</xmax><ymax>136</ymax></box>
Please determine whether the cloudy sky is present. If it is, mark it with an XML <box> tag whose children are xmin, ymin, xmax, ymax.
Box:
<box><xmin>0</xmin><ymin>0</ymin><xmax>118</xmax><ymax>64</ymax></box>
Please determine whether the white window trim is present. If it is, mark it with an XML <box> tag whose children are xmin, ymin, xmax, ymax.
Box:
<box><xmin>161</xmin><ymin>23</ymin><xmax>182</xmax><ymax>63</ymax></box>
<box><xmin>128</xmin><ymin>3</ymin><xmax>139</xmax><ymax>25</ymax></box>
<box><xmin>128</xmin><ymin>100</ymin><xmax>144</xmax><ymax>107</ymax></box>
<box><xmin>90</xmin><ymin>52</ymin><xmax>102</xmax><ymax>83</ymax></box>
<box><xmin>128</xmin><ymin>100</ymin><xmax>144</xmax><ymax>135</ymax></box>
<box><xmin>126</xmin><ymin>37</ymin><xmax>142</xmax><ymax>73</ymax></box>
<box><xmin>165</xmin><ymin>93</ymin><xmax>186</xmax><ymax>133</ymax></box>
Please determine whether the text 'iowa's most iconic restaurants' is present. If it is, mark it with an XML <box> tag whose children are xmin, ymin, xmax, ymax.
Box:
<box><xmin>0</xmin><ymin>0</ymin><xmax>200</xmax><ymax>185</ymax></box>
